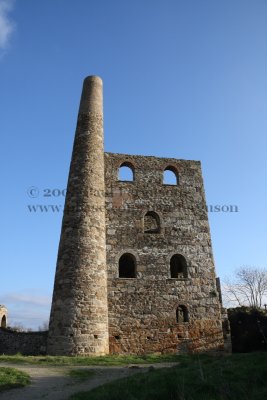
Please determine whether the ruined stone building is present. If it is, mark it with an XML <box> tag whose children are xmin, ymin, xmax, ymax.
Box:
<box><xmin>47</xmin><ymin>76</ymin><xmax>227</xmax><ymax>356</ymax></box>
<box><xmin>0</xmin><ymin>306</ymin><xmax>7</xmax><ymax>329</ymax></box>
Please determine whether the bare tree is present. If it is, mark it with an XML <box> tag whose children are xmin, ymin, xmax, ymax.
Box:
<box><xmin>223</xmin><ymin>266</ymin><xmax>267</xmax><ymax>309</ymax></box>
<box><xmin>8</xmin><ymin>322</ymin><xmax>33</xmax><ymax>332</ymax></box>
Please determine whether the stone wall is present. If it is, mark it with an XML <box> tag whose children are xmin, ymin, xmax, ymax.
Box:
<box><xmin>105</xmin><ymin>153</ymin><xmax>225</xmax><ymax>354</ymax></box>
<box><xmin>221</xmin><ymin>308</ymin><xmax>232</xmax><ymax>353</ymax></box>
<box><xmin>0</xmin><ymin>328</ymin><xmax>47</xmax><ymax>355</ymax></box>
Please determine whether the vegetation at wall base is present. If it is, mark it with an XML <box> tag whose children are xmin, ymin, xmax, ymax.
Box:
<box><xmin>0</xmin><ymin>367</ymin><xmax>30</xmax><ymax>392</ymax></box>
<box><xmin>70</xmin><ymin>353</ymin><xmax>267</xmax><ymax>400</ymax></box>
<box><xmin>0</xmin><ymin>353</ymin><xmax>181</xmax><ymax>365</ymax></box>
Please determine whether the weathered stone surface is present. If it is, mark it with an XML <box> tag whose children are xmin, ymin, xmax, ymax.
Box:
<box><xmin>0</xmin><ymin>328</ymin><xmax>47</xmax><ymax>355</ymax></box>
<box><xmin>47</xmin><ymin>76</ymin><xmax>109</xmax><ymax>355</ymax></box>
<box><xmin>105</xmin><ymin>153</ymin><xmax>224</xmax><ymax>353</ymax></box>
<box><xmin>47</xmin><ymin>76</ymin><xmax>227</xmax><ymax>356</ymax></box>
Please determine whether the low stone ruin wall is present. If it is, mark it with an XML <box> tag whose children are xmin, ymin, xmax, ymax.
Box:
<box><xmin>0</xmin><ymin>328</ymin><xmax>48</xmax><ymax>355</ymax></box>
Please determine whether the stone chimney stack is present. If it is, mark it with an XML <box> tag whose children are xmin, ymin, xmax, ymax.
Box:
<box><xmin>47</xmin><ymin>76</ymin><xmax>109</xmax><ymax>355</ymax></box>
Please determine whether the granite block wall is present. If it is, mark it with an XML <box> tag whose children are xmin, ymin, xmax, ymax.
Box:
<box><xmin>105</xmin><ymin>153</ymin><xmax>224</xmax><ymax>354</ymax></box>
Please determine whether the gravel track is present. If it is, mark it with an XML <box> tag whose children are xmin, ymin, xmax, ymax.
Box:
<box><xmin>0</xmin><ymin>362</ymin><xmax>178</xmax><ymax>400</ymax></box>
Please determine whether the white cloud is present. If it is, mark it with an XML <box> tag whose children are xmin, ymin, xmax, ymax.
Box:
<box><xmin>0</xmin><ymin>292</ymin><xmax>51</xmax><ymax>307</ymax></box>
<box><xmin>0</xmin><ymin>0</ymin><xmax>15</xmax><ymax>50</ymax></box>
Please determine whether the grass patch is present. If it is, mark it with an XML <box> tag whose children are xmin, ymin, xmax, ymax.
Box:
<box><xmin>68</xmin><ymin>369</ymin><xmax>96</xmax><ymax>380</ymax></box>
<box><xmin>0</xmin><ymin>367</ymin><xmax>30</xmax><ymax>392</ymax></box>
<box><xmin>0</xmin><ymin>353</ymin><xmax>180</xmax><ymax>366</ymax></box>
<box><xmin>70</xmin><ymin>353</ymin><xmax>267</xmax><ymax>400</ymax></box>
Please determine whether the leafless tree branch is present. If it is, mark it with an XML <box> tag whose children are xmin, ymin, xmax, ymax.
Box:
<box><xmin>222</xmin><ymin>266</ymin><xmax>267</xmax><ymax>309</ymax></box>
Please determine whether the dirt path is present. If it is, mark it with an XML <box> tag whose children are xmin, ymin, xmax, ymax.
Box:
<box><xmin>0</xmin><ymin>362</ymin><xmax>178</xmax><ymax>400</ymax></box>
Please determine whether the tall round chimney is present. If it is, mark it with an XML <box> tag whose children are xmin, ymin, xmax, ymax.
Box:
<box><xmin>47</xmin><ymin>76</ymin><xmax>109</xmax><ymax>355</ymax></box>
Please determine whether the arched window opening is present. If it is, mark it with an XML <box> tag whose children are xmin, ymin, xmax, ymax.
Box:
<box><xmin>170</xmin><ymin>254</ymin><xmax>188</xmax><ymax>278</ymax></box>
<box><xmin>144</xmin><ymin>211</ymin><xmax>160</xmax><ymax>234</ymax></box>
<box><xmin>119</xmin><ymin>253</ymin><xmax>136</xmax><ymax>278</ymax></box>
<box><xmin>118</xmin><ymin>162</ymin><xmax>134</xmax><ymax>182</ymax></box>
<box><xmin>163</xmin><ymin>166</ymin><xmax>179</xmax><ymax>185</ymax></box>
<box><xmin>176</xmin><ymin>305</ymin><xmax>189</xmax><ymax>323</ymax></box>
<box><xmin>1</xmin><ymin>315</ymin><xmax>6</xmax><ymax>328</ymax></box>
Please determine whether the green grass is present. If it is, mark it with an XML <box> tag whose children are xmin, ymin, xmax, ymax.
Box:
<box><xmin>68</xmin><ymin>369</ymin><xmax>96</xmax><ymax>380</ymax></box>
<box><xmin>70</xmin><ymin>353</ymin><xmax>267</xmax><ymax>400</ymax></box>
<box><xmin>0</xmin><ymin>367</ymin><xmax>30</xmax><ymax>392</ymax></box>
<box><xmin>0</xmin><ymin>353</ymin><xmax>180</xmax><ymax>366</ymax></box>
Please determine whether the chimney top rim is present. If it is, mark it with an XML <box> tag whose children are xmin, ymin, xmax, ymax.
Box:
<box><xmin>84</xmin><ymin>75</ymin><xmax>103</xmax><ymax>85</ymax></box>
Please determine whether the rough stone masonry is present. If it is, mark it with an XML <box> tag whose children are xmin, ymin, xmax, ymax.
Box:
<box><xmin>47</xmin><ymin>76</ymin><xmax>227</xmax><ymax>356</ymax></box>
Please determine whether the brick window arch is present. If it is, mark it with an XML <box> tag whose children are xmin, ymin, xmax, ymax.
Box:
<box><xmin>119</xmin><ymin>253</ymin><xmax>136</xmax><ymax>278</ymax></box>
<box><xmin>144</xmin><ymin>211</ymin><xmax>160</xmax><ymax>234</ymax></box>
<box><xmin>1</xmin><ymin>315</ymin><xmax>6</xmax><ymax>328</ymax></box>
<box><xmin>118</xmin><ymin>162</ymin><xmax>135</xmax><ymax>182</ymax></box>
<box><xmin>170</xmin><ymin>254</ymin><xmax>188</xmax><ymax>278</ymax></box>
<box><xmin>163</xmin><ymin>166</ymin><xmax>179</xmax><ymax>185</ymax></box>
<box><xmin>176</xmin><ymin>305</ymin><xmax>189</xmax><ymax>323</ymax></box>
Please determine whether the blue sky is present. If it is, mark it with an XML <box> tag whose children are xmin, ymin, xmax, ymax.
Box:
<box><xmin>0</xmin><ymin>0</ymin><xmax>267</xmax><ymax>329</ymax></box>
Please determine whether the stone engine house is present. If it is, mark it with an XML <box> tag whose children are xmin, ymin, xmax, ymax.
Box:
<box><xmin>47</xmin><ymin>76</ymin><xmax>225</xmax><ymax>356</ymax></box>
